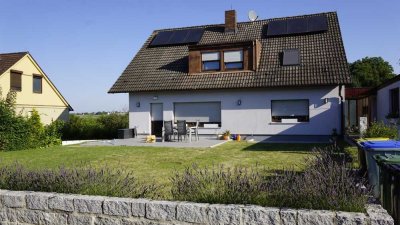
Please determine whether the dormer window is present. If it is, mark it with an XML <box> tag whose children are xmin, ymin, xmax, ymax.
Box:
<box><xmin>202</xmin><ymin>52</ymin><xmax>221</xmax><ymax>71</ymax></box>
<box><xmin>224</xmin><ymin>50</ymin><xmax>243</xmax><ymax>69</ymax></box>
<box><xmin>188</xmin><ymin>40</ymin><xmax>261</xmax><ymax>74</ymax></box>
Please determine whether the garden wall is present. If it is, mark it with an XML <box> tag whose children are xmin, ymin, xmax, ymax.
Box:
<box><xmin>0</xmin><ymin>190</ymin><xmax>393</xmax><ymax>225</ymax></box>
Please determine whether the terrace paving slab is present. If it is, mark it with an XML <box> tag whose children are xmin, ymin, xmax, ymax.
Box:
<box><xmin>80</xmin><ymin>136</ymin><xmax>229</xmax><ymax>148</ymax></box>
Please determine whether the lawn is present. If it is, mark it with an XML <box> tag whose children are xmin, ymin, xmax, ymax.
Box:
<box><xmin>0</xmin><ymin>141</ymin><xmax>327</xmax><ymax>196</ymax></box>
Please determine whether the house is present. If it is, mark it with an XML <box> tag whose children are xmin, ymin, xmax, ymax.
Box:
<box><xmin>0</xmin><ymin>52</ymin><xmax>72</xmax><ymax>124</ymax></box>
<box><xmin>109</xmin><ymin>10</ymin><xmax>351</xmax><ymax>138</ymax></box>
<box><xmin>344</xmin><ymin>75</ymin><xmax>400</xmax><ymax>133</ymax></box>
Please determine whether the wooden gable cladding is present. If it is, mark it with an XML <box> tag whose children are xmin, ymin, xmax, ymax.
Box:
<box><xmin>188</xmin><ymin>50</ymin><xmax>201</xmax><ymax>74</ymax></box>
<box><xmin>253</xmin><ymin>39</ymin><xmax>262</xmax><ymax>70</ymax></box>
<box><xmin>188</xmin><ymin>40</ymin><xmax>262</xmax><ymax>74</ymax></box>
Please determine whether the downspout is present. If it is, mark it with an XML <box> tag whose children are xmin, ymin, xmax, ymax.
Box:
<box><xmin>339</xmin><ymin>85</ymin><xmax>345</xmax><ymax>137</ymax></box>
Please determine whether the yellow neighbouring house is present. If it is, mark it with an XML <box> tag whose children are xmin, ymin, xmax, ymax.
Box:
<box><xmin>0</xmin><ymin>52</ymin><xmax>72</xmax><ymax>124</ymax></box>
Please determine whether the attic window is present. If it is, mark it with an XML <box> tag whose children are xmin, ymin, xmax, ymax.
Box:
<box><xmin>282</xmin><ymin>49</ymin><xmax>300</xmax><ymax>66</ymax></box>
<box><xmin>33</xmin><ymin>75</ymin><xmax>42</xmax><ymax>93</ymax></box>
<box><xmin>202</xmin><ymin>52</ymin><xmax>221</xmax><ymax>71</ymax></box>
<box><xmin>10</xmin><ymin>70</ymin><xmax>22</xmax><ymax>92</ymax></box>
<box><xmin>224</xmin><ymin>50</ymin><xmax>243</xmax><ymax>69</ymax></box>
<box><xmin>188</xmin><ymin>40</ymin><xmax>261</xmax><ymax>74</ymax></box>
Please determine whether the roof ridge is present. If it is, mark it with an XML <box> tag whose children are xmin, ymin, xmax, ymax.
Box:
<box><xmin>0</xmin><ymin>51</ymin><xmax>29</xmax><ymax>56</ymax></box>
<box><xmin>153</xmin><ymin>11</ymin><xmax>337</xmax><ymax>32</ymax></box>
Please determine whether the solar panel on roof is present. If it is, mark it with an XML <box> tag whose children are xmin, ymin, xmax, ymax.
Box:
<box><xmin>168</xmin><ymin>30</ymin><xmax>190</xmax><ymax>44</ymax></box>
<box><xmin>287</xmin><ymin>18</ymin><xmax>308</xmax><ymax>34</ymax></box>
<box><xmin>267</xmin><ymin>20</ymin><xmax>287</xmax><ymax>36</ymax></box>
<box><xmin>184</xmin><ymin>28</ymin><xmax>204</xmax><ymax>43</ymax></box>
<box><xmin>308</xmin><ymin>15</ymin><xmax>328</xmax><ymax>32</ymax></box>
<box><xmin>150</xmin><ymin>31</ymin><xmax>174</xmax><ymax>46</ymax></box>
<box><xmin>266</xmin><ymin>14</ymin><xmax>328</xmax><ymax>37</ymax></box>
<box><xmin>149</xmin><ymin>28</ymin><xmax>204</xmax><ymax>47</ymax></box>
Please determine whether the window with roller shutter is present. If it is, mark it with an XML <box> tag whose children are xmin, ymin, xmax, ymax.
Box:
<box><xmin>10</xmin><ymin>70</ymin><xmax>22</xmax><ymax>91</ymax></box>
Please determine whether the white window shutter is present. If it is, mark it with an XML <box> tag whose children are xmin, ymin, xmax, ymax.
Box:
<box><xmin>202</xmin><ymin>52</ymin><xmax>220</xmax><ymax>61</ymax></box>
<box><xmin>224</xmin><ymin>50</ymin><xmax>243</xmax><ymax>63</ymax></box>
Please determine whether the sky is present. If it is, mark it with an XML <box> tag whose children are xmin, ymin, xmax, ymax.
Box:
<box><xmin>0</xmin><ymin>0</ymin><xmax>399</xmax><ymax>113</ymax></box>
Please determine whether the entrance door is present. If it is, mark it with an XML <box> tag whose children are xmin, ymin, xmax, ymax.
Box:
<box><xmin>151</xmin><ymin>103</ymin><xmax>163</xmax><ymax>137</ymax></box>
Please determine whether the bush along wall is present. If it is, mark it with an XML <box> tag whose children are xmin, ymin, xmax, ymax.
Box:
<box><xmin>61</xmin><ymin>113</ymin><xmax>128</xmax><ymax>140</ymax></box>
<box><xmin>0</xmin><ymin>90</ymin><xmax>63</xmax><ymax>151</ymax></box>
<box><xmin>171</xmin><ymin>146</ymin><xmax>370</xmax><ymax>213</ymax></box>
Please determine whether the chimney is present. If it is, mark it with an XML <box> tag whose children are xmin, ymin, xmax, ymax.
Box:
<box><xmin>225</xmin><ymin>10</ymin><xmax>237</xmax><ymax>33</ymax></box>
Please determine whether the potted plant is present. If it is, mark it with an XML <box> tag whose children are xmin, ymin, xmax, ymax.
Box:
<box><xmin>222</xmin><ymin>130</ymin><xmax>231</xmax><ymax>140</ymax></box>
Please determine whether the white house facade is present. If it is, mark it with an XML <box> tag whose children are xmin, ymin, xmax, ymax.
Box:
<box><xmin>129</xmin><ymin>86</ymin><xmax>344</xmax><ymax>136</ymax></box>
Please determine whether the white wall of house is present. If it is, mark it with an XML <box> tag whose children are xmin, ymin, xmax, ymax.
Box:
<box><xmin>128</xmin><ymin>86</ymin><xmax>344</xmax><ymax>136</ymax></box>
<box><xmin>377</xmin><ymin>80</ymin><xmax>400</xmax><ymax>123</ymax></box>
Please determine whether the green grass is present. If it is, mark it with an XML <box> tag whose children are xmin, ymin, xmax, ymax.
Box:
<box><xmin>345</xmin><ymin>145</ymin><xmax>359</xmax><ymax>168</ymax></box>
<box><xmin>0</xmin><ymin>142</ymin><xmax>326</xmax><ymax>196</ymax></box>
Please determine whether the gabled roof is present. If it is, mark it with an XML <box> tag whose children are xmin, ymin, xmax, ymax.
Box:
<box><xmin>0</xmin><ymin>52</ymin><xmax>73</xmax><ymax>111</ymax></box>
<box><xmin>109</xmin><ymin>12</ymin><xmax>351</xmax><ymax>93</ymax></box>
<box><xmin>0</xmin><ymin>52</ymin><xmax>27</xmax><ymax>75</ymax></box>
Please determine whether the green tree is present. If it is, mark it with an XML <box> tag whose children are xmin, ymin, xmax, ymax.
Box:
<box><xmin>349</xmin><ymin>57</ymin><xmax>395</xmax><ymax>87</ymax></box>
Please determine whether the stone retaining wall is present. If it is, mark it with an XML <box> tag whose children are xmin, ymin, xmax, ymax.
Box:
<box><xmin>0</xmin><ymin>190</ymin><xmax>394</xmax><ymax>225</ymax></box>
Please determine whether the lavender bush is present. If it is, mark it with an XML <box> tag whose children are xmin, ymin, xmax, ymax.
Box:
<box><xmin>265</xmin><ymin>146</ymin><xmax>369</xmax><ymax>212</ymax></box>
<box><xmin>171</xmin><ymin>146</ymin><xmax>370</xmax><ymax>212</ymax></box>
<box><xmin>171</xmin><ymin>164</ymin><xmax>268</xmax><ymax>205</ymax></box>
<box><xmin>0</xmin><ymin>163</ymin><xmax>160</xmax><ymax>199</ymax></box>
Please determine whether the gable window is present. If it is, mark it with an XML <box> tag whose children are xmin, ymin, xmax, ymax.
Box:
<box><xmin>224</xmin><ymin>50</ymin><xmax>243</xmax><ymax>69</ymax></box>
<box><xmin>389</xmin><ymin>88</ymin><xmax>399</xmax><ymax>118</ymax></box>
<box><xmin>282</xmin><ymin>49</ymin><xmax>300</xmax><ymax>66</ymax></box>
<box><xmin>10</xmin><ymin>70</ymin><xmax>22</xmax><ymax>92</ymax></box>
<box><xmin>33</xmin><ymin>75</ymin><xmax>42</xmax><ymax>93</ymax></box>
<box><xmin>271</xmin><ymin>99</ymin><xmax>309</xmax><ymax>123</ymax></box>
<box><xmin>202</xmin><ymin>52</ymin><xmax>220</xmax><ymax>71</ymax></box>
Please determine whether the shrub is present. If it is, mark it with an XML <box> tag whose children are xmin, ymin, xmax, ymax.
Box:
<box><xmin>0</xmin><ymin>89</ymin><xmax>62</xmax><ymax>151</ymax></box>
<box><xmin>43</xmin><ymin>120</ymin><xmax>64</xmax><ymax>146</ymax></box>
<box><xmin>171</xmin><ymin>164</ymin><xmax>268</xmax><ymax>205</ymax></box>
<box><xmin>265</xmin><ymin>146</ymin><xmax>369</xmax><ymax>212</ymax></box>
<box><xmin>364</xmin><ymin>121</ymin><xmax>398</xmax><ymax>139</ymax></box>
<box><xmin>0</xmin><ymin>162</ymin><xmax>160</xmax><ymax>199</ymax></box>
<box><xmin>171</xmin><ymin>146</ymin><xmax>369</xmax><ymax>212</ymax></box>
<box><xmin>61</xmin><ymin>113</ymin><xmax>128</xmax><ymax>140</ymax></box>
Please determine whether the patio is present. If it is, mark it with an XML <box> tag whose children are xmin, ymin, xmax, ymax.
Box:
<box><xmin>78</xmin><ymin>134</ymin><xmax>331</xmax><ymax>149</ymax></box>
<box><xmin>80</xmin><ymin>135</ymin><xmax>228</xmax><ymax>148</ymax></box>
